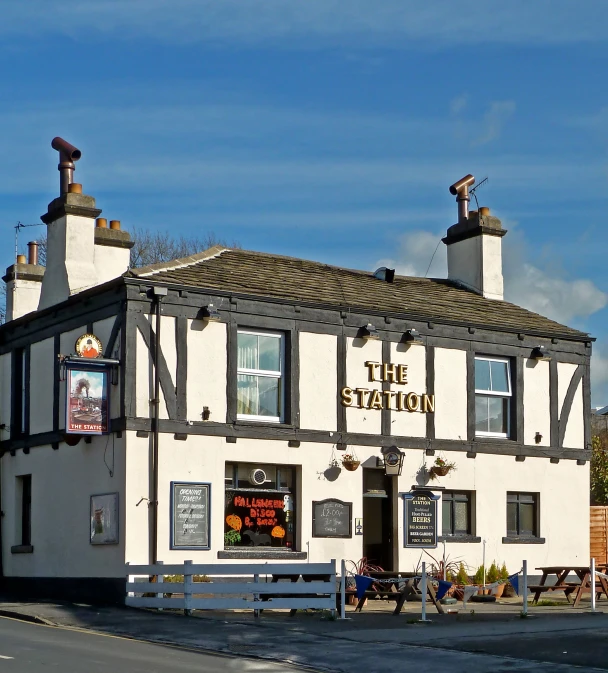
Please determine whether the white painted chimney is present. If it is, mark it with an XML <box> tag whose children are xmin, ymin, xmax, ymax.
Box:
<box><xmin>3</xmin><ymin>243</ymin><xmax>44</xmax><ymax>321</ymax></box>
<box><xmin>93</xmin><ymin>218</ymin><xmax>133</xmax><ymax>286</ymax></box>
<box><xmin>442</xmin><ymin>175</ymin><xmax>506</xmax><ymax>301</ymax></box>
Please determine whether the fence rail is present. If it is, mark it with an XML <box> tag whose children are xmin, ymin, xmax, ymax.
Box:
<box><xmin>125</xmin><ymin>559</ymin><xmax>338</xmax><ymax>616</ymax></box>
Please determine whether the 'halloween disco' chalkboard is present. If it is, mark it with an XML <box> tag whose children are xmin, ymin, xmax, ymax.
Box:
<box><xmin>171</xmin><ymin>482</ymin><xmax>210</xmax><ymax>549</ymax></box>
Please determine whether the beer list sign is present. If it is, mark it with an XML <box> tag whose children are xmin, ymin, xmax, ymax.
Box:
<box><xmin>403</xmin><ymin>491</ymin><xmax>438</xmax><ymax>548</ymax></box>
<box><xmin>171</xmin><ymin>482</ymin><xmax>210</xmax><ymax>549</ymax></box>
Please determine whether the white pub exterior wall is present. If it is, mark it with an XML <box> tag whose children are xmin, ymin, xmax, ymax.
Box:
<box><xmin>299</xmin><ymin>332</ymin><xmax>337</xmax><ymax>431</ymax></box>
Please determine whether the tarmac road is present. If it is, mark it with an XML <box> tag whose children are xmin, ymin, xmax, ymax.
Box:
<box><xmin>0</xmin><ymin>616</ymin><xmax>307</xmax><ymax>673</ymax></box>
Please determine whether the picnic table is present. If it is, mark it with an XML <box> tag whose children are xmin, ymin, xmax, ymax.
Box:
<box><xmin>349</xmin><ymin>570</ymin><xmax>444</xmax><ymax>616</ymax></box>
<box><xmin>260</xmin><ymin>572</ymin><xmax>333</xmax><ymax>616</ymax></box>
<box><xmin>532</xmin><ymin>565</ymin><xmax>608</xmax><ymax>607</ymax></box>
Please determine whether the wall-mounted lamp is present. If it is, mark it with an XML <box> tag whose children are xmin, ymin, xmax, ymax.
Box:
<box><xmin>531</xmin><ymin>345</ymin><xmax>551</xmax><ymax>361</ymax></box>
<box><xmin>380</xmin><ymin>445</ymin><xmax>405</xmax><ymax>476</ymax></box>
<box><xmin>402</xmin><ymin>328</ymin><xmax>423</xmax><ymax>345</ymax></box>
<box><xmin>201</xmin><ymin>304</ymin><xmax>221</xmax><ymax>322</ymax></box>
<box><xmin>360</xmin><ymin>322</ymin><xmax>380</xmax><ymax>341</ymax></box>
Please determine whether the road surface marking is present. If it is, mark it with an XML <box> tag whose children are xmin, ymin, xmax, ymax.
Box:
<box><xmin>0</xmin><ymin>655</ymin><xmax>14</xmax><ymax>659</ymax></box>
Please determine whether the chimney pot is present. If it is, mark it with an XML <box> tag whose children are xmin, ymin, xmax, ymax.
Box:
<box><xmin>27</xmin><ymin>241</ymin><xmax>39</xmax><ymax>266</ymax></box>
<box><xmin>479</xmin><ymin>206</ymin><xmax>490</xmax><ymax>216</ymax></box>
<box><xmin>68</xmin><ymin>183</ymin><xmax>83</xmax><ymax>194</ymax></box>
<box><xmin>16</xmin><ymin>254</ymin><xmax>26</xmax><ymax>264</ymax></box>
<box><xmin>96</xmin><ymin>218</ymin><xmax>108</xmax><ymax>228</ymax></box>
<box><xmin>110</xmin><ymin>220</ymin><xmax>121</xmax><ymax>230</ymax></box>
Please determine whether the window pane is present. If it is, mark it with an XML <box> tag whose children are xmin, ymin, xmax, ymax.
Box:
<box><xmin>237</xmin><ymin>374</ymin><xmax>258</xmax><ymax>415</ymax></box>
<box><xmin>490</xmin><ymin>360</ymin><xmax>510</xmax><ymax>393</ymax></box>
<box><xmin>258</xmin><ymin>335</ymin><xmax>281</xmax><ymax>372</ymax></box>
<box><xmin>520</xmin><ymin>502</ymin><xmax>535</xmax><ymax>535</ymax></box>
<box><xmin>488</xmin><ymin>396</ymin><xmax>509</xmax><ymax>434</ymax></box>
<box><xmin>258</xmin><ymin>376</ymin><xmax>280</xmax><ymax>417</ymax></box>
<box><xmin>442</xmin><ymin>500</ymin><xmax>452</xmax><ymax>535</ymax></box>
<box><xmin>507</xmin><ymin>502</ymin><xmax>518</xmax><ymax>534</ymax></box>
<box><xmin>475</xmin><ymin>395</ymin><xmax>490</xmax><ymax>432</ymax></box>
<box><xmin>475</xmin><ymin>359</ymin><xmax>491</xmax><ymax>391</ymax></box>
<box><xmin>238</xmin><ymin>333</ymin><xmax>258</xmax><ymax>370</ymax></box>
<box><xmin>454</xmin><ymin>501</ymin><xmax>469</xmax><ymax>534</ymax></box>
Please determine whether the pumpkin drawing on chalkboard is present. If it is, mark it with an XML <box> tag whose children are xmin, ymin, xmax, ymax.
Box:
<box><xmin>226</xmin><ymin>514</ymin><xmax>242</xmax><ymax>531</ymax></box>
<box><xmin>271</xmin><ymin>525</ymin><xmax>285</xmax><ymax>539</ymax></box>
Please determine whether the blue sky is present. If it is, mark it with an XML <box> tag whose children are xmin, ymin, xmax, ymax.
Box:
<box><xmin>1</xmin><ymin>1</ymin><xmax>608</xmax><ymax>401</ymax></box>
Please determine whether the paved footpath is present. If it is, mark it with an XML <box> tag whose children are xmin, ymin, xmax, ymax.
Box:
<box><xmin>1</xmin><ymin>599</ymin><xmax>608</xmax><ymax>672</ymax></box>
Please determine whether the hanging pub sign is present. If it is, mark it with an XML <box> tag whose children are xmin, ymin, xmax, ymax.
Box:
<box><xmin>75</xmin><ymin>333</ymin><xmax>103</xmax><ymax>359</ymax></box>
<box><xmin>403</xmin><ymin>490</ymin><xmax>439</xmax><ymax>548</ymax></box>
<box><xmin>65</xmin><ymin>365</ymin><xmax>110</xmax><ymax>435</ymax></box>
<box><xmin>171</xmin><ymin>482</ymin><xmax>211</xmax><ymax>549</ymax></box>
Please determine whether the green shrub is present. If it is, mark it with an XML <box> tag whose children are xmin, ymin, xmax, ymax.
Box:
<box><xmin>455</xmin><ymin>562</ymin><xmax>470</xmax><ymax>585</ymax></box>
<box><xmin>163</xmin><ymin>574</ymin><xmax>210</xmax><ymax>583</ymax></box>
<box><xmin>499</xmin><ymin>563</ymin><xmax>509</xmax><ymax>581</ymax></box>
<box><xmin>473</xmin><ymin>565</ymin><xmax>485</xmax><ymax>585</ymax></box>
<box><xmin>486</xmin><ymin>562</ymin><xmax>499</xmax><ymax>584</ymax></box>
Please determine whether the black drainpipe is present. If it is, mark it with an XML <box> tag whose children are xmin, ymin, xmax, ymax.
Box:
<box><xmin>151</xmin><ymin>286</ymin><xmax>167</xmax><ymax>565</ymax></box>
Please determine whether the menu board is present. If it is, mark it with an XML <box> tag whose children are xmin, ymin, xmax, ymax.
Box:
<box><xmin>312</xmin><ymin>499</ymin><xmax>352</xmax><ymax>538</ymax></box>
<box><xmin>171</xmin><ymin>482</ymin><xmax>210</xmax><ymax>549</ymax></box>
<box><xmin>404</xmin><ymin>491</ymin><xmax>437</xmax><ymax>548</ymax></box>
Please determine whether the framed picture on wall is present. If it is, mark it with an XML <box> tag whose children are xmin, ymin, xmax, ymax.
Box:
<box><xmin>66</xmin><ymin>366</ymin><xmax>110</xmax><ymax>435</ymax></box>
<box><xmin>90</xmin><ymin>492</ymin><xmax>119</xmax><ymax>545</ymax></box>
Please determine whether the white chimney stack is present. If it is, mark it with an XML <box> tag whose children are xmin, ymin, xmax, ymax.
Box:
<box><xmin>3</xmin><ymin>243</ymin><xmax>44</xmax><ymax>321</ymax></box>
<box><xmin>442</xmin><ymin>175</ymin><xmax>506</xmax><ymax>301</ymax></box>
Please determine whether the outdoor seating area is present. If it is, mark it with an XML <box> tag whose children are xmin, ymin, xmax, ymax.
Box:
<box><xmin>529</xmin><ymin>565</ymin><xmax>608</xmax><ymax>607</ymax></box>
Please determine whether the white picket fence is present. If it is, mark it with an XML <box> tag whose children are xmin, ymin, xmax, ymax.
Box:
<box><xmin>125</xmin><ymin>559</ymin><xmax>338</xmax><ymax>615</ymax></box>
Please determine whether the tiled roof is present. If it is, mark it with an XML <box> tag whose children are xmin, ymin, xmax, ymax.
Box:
<box><xmin>129</xmin><ymin>247</ymin><xmax>588</xmax><ymax>340</ymax></box>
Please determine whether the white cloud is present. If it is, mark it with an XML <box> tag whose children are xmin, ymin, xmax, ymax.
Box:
<box><xmin>1</xmin><ymin>1</ymin><xmax>607</xmax><ymax>46</ymax></box>
<box><xmin>472</xmin><ymin>101</ymin><xmax>516</xmax><ymax>147</ymax></box>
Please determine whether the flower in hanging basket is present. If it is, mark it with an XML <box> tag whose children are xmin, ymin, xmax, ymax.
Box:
<box><xmin>428</xmin><ymin>456</ymin><xmax>456</xmax><ymax>479</ymax></box>
<box><xmin>341</xmin><ymin>454</ymin><xmax>361</xmax><ymax>471</ymax></box>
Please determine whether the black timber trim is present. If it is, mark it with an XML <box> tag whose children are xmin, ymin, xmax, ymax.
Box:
<box><xmin>10</xmin><ymin>347</ymin><xmax>29</xmax><ymax>439</ymax></box>
<box><xmin>226</xmin><ymin>320</ymin><xmax>237</xmax><ymax>424</ymax></box>
<box><xmin>502</xmin><ymin>537</ymin><xmax>546</xmax><ymax>545</ymax></box>
<box><xmin>175</xmin><ymin>317</ymin><xmax>188</xmax><ymax>421</ymax></box>
<box><xmin>53</xmin><ymin>335</ymin><xmax>60</xmax><ymax>434</ymax></box>
<box><xmin>549</xmin><ymin>360</ymin><xmax>559</xmax><ymax>448</ymax></box>
<box><xmin>558</xmin><ymin>364</ymin><xmax>585</xmax><ymax>448</ymax></box>
<box><xmin>426</xmin><ymin>345</ymin><xmax>435</xmax><ymax>440</ymax></box>
<box><xmin>105</xmin><ymin>312</ymin><xmax>124</xmax><ymax>359</ymax></box>
<box><xmin>515</xmin><ymin>357</ymin><xmax>524</xmax><ymax>443</ymax></box>
<box><xmin>337</xmin><ymin>333</ymin><xmax>347</xmax><ymax>435</ymax></box>
<box><xmin>438</xmin><ymin>536</ymin><xmax>481</xmax><ymax>544</ymax></box>
<box><xmin>381</xmin><ymin>340</ymin><xmax>391</xmax><ymax>437</ymax></box>
<box><xmin>466</xmin><ymin>351</ymin><xmax>475</xmax><ymax>441</ymax></box>
<box><xmin>134</xmin><ymin>312</ymin><xmax>177</xmax><ymax>420</ymax></box>
<box><xmin>583</xmin><ymin>363</ymin><xmax>592</xmax><ymax>450</ymax></box>
<box><xmin>122</xmin><ymin>311</ymin><xmax>136</xmax><ymax>419</ymax></box>
<box><xmin>290</xmin><ymin>323</ymin><xmax>300</xmax><ymax>428</ymax></box>
<box><xmin>24</xmin><ymin>346</ymin><xmax>31</xmax><ymax>436</ymax></box>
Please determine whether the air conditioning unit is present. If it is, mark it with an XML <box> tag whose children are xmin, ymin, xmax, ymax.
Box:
<box><xmin>249</xmin><ymin>468</ymin><xmax>267</xmax><ymax>486</ymax></box>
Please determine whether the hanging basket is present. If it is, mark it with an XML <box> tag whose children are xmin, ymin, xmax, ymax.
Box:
<box><xmin>342</xmin><ymin>459</ymin><xmax>361</xmax><ymax>472</ymax></box>
<box><xmin>430</xmin><ymin>465</ymin><xmax>451</xmax><ymax>477</ymax></box>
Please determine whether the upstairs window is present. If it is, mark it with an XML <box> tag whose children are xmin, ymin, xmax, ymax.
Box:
<box><xmin>237</xmin><ymin>330</ymin><xmax>284</xmax><ymax>422</ymax></box>
<box><xmin>475</xmin><ymin>356</ymin><xmax>511</xmax><ymax>438</ymax></box>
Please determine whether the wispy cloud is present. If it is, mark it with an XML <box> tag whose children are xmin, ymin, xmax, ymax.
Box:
<box><xmin>1</xmin><ymin>1</ymin><xmax>607</xmax><ymax>47</ymax></box>
<box><xmin>472</xmin><ymin>101</ymin><xmax>516</xmax><ymax>147</ymax></box>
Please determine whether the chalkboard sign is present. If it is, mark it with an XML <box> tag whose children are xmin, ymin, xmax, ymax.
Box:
<box><xmin>224</xmin><ymin>490</ymin><xmax>294</xmax><ymax>548</ymax></box>
<box><xmin>403</xmin><ymin>491</ymin><xmax>437</xmax><ymax>548</ymax></box>
<box><xmin>312</xmin><ymin>499</ymin><xmax>352</xmax><ymax>538</ymax></box>
<box><xmin>171</xmin><ymin>482</ymin><xmax>211</xmax><ymax>549</ymax></box>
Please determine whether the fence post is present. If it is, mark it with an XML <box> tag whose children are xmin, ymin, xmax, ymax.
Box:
<box><xmin>253</xmin><ymin>573</ymin><xmax>260</xmax><ymax>619</ymax></box>
<box><xmin>340</xmin><ymin>559</ymin><xmax>346</xmax><ymax>620</ymax></box>
<box><xmin>420</xmin><ymin>561</ymin><xmax>428</xmax><ymax>622</ymax></box>
<box><xmin>329</xmin><ymin>559</ymin><xmax>337</xmax><ymax>619</ymax></box>
<box><xmin>591</xmin><ymin>557</ymin><xmax>596</xmax><ymax>613</ymax></box>
<box><xmin>522</xmin><ymin>560</ymin><xmax>528</xmax><ymax>617</ymax></box>
<box><xmin>184</xmin><ymin>560</ymin><xmax>193</xmax><ymax>616</ymax></box>
<box><xmin>125</xmin><ymin>561</ymin><xmax>131</xmax><ymax>604</ymax></box>
<box><xmin>156</xmin><ymin>560</ymin><xmax>164</xmax><ymax>611</ymax></box>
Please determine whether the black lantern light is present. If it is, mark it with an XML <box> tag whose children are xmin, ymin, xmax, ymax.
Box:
<box><xmin>360</xmin><ymin>322</ymin><xmax>380</xmax><ymax>341</ymax></box>
<box><xmin>531</xmin><ymin>345</ymin><xmax>551</xmax><ymax>361</ymax></box>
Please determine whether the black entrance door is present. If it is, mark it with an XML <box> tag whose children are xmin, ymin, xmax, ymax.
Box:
<box><xmin>362</xmin><ymin>468</ymin><xmax>394</xmax><ymax>571</ymax></box>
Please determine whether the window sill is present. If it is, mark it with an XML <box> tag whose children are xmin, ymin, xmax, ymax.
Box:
<box><xmin>502</xmin><ymin>536</ymin><xmax>545</xmax><ymax>544</ymax></box>
<box><xmin>218</xmin><ymin>549</ymin><xmax>307</xmax><ymax>560</ymax></box>
<box><xmin>11</xmin><ymin>545</ymin><xmax>33</xmax><ymax>554</ymax></box>
<box><xmin>234</xmin><ymin>419</ymin><xmax>294</xmax><ymax>430</ymax></box>
<box><xmin>438</xmin><ymin>535</ymin><xmax>481</xmax><ymax>544</ymax></box>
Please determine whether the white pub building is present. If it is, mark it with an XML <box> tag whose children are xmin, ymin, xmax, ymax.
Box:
<box><xmin>0</xmin><ymin>141</ymin><xmax>592</xmax><ymax>602</ymax></box>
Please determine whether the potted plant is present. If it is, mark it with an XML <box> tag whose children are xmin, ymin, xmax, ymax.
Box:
<box><xmin>451</xmin><ymin>562</ymin><xmax>470</xmax><ymax>600</ymax></box>
<box><xmin>429</xmin><ymin>456</ymin><xmax>456</xmax><ymax>480</ymax></box>
<box><xmin>342</xmin><ymin>453</ymin><xmax>361</xmax><ymax>471</ymax></box>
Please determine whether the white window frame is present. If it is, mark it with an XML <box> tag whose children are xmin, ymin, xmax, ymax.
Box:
<box><xmin>474</xmin><ymin>356</ymin><xmax>512</xmax><ymax>438</ymax></box>
<box><xmin>237</xmin><ymin>329</ymin><xmax>285</xmax><ymax>423</ymax></box>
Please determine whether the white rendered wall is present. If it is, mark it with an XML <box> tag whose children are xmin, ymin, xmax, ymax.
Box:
<box><xmin>93</xmin><ymin>244</ymin><xmax>130</xmax><ymax>286</ymax></box>
<box><xmin>389</xmin><ymin>342</ymin><xmax>426</xmax><ymax>437</ymax></box>
<box><xmin>2</xmin><ymin>437</ymin><xmax>126</xmax><ymax>578</ymax></box>
<box><xmin>558</xmin><ymin>362</ymin><xmax>584</xmax><ymax>449</ymax></box>
<box><xmin>447</xmin><ymin>235</ymin><xmax>503</xmax><ymax>300</ymax></box>
<box><xmin>345</xmin><ymin>337</ymin><xmax>382</xmax><ymax>434</ymax></box>
<box><xmin>159</xmin><ymin>316</ymin><xmax>177</xmax><ymax>421</ymax></box>
<box><xmin>434</xmin><ymin>348</ymin><xmax>467</xmax><ymax>440</ymax></box>
<box><xmin>29</xmin><ymin>338</ymin><xmax>54</xmax><ymax>435</ymax></box>
<box><xmin>299</xmin><ymin>332</ymin><xmax>337</xmax><ymax>431</ymax></box>
<box><xmin>6</xmin><ymin>279</ymin><xmax>43</xmax><ymax>321</ymax></box>
<box><xmin>523</xmin><ymin>359</ymin><xmax>550</xmax><ymax>446</ymax></box>
<box><xmin>94</xmin><ymin>316</ymin><xmax>122</xmax><ymax>419</ymax></box>
<box><xmin>481</xmin><ymin>235</ymin><xmax>504</xmax><ymax>301</ymax></box>
<box><xmin>186</xmin><ymin>320</ymin><xmax>227</xmax><ymax>424</ymax></box>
